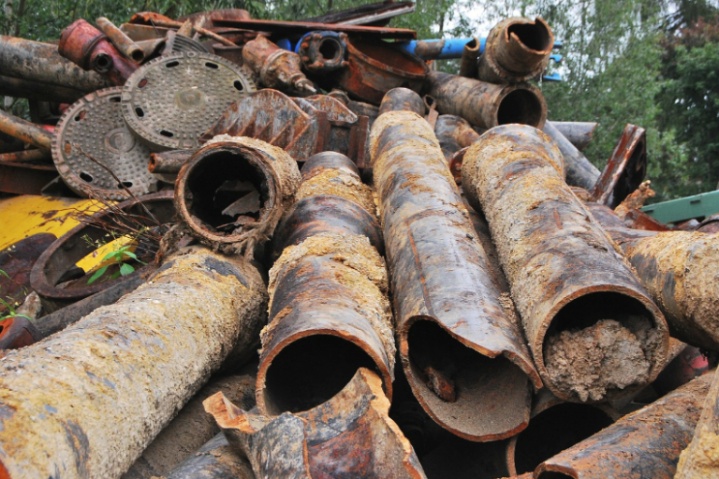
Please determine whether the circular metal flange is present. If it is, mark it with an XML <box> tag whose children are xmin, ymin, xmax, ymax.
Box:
<box><xmin>52</xmin><ymin>87</ymin><xmax>157</xmax><ymax>201</ymax></box>
<box><xmin>121</xmin><ymin>52</ymin><xmax>256</xmax><ymax>150</ymax></box>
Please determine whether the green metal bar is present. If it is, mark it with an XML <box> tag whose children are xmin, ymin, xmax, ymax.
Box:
<box><xmin>642</xmin><ymin>190</ymin><xmax>719</xmax><ymax>224</ymax></box>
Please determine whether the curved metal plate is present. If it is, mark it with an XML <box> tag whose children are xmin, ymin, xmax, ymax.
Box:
<box><xmin>52</xmin><ymin>87</ymin><xmax>157</xmax><ymax>201</ymax></box>
<box><xmin>121</xmin><ymin>52</ymin><xmax>256</xmax><ymax>150</ymax></box>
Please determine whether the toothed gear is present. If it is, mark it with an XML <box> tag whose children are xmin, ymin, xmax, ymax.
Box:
<box><xmin>121</xmin><ymin>52</ymin><xmax>257</xmax><ymax>150</ymax></box>
<box><xmin>52</xmin><ymin>87</ymin><xmax>158</xmax><ymax>201</ymax></box>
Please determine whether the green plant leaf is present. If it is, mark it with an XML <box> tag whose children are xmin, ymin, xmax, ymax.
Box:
<box><xmin>87</xmin><ymin>265</ymin><xmax>109</xmax><ymax>285</ymax></box>
<box><xmin>119</xmin><ymin>263</ymin><xmax>136</xmax><ymax>276</ymax></box>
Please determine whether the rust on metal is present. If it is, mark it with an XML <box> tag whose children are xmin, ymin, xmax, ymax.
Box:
<box><xmin>338</xmin><ymin>37</ymin><xmax>428</xmax><ymax>105</ymax></box>
<box><xmin>426</xmin><ymin>71</ymin><xmax>547</xmax><ymax>130</ymax></box>
<box><xmin>96</xmin><ymin>17</ymin><xmax>145</xmax><ymax>63</ymax></box>
<box><xmin>0</xmin><ymin>160</ymin><xmax>58</xmax><ymax>195</ymax></box>
<box><xmin>433</xmin><ymin>114</ymin><xmax>482</xmax><ymax>182</ymax></box>
<box><xmin>0</xmin><ymin>233</ymin><xmax>56</xmax><ymax>312</ymax></box>
<box><xmin>0</xmin><ymin>316</ymin><xmax>41</xmax><ymax>350</ymax></box>
<box><xmin>297</xmin><ymin>31</ymin><xmax>349</xmax><ymax>72</ymax></box>
<box><xmin>0</xmin><ymin>74</ymin><xmax>87</xmax><ymax>103</ymax></box>
<box><xmin>459</xmin><ymin>37</ymin><xmax>480</xmax><ymax>78</ymax></box>
<box><xmin>0</xmin><ymin>109</ymin><xmax>53</xmax><ymax>151</ymax></box>
<box><xmin>148</xmin><ymin>149</ymin><xmax>194</xmax><ymax>175</ymax></box>
<box><xmin>205</xmin><ymin>368</ymin><xmax>426</xmax><ymax>478</ymax></box>
<box><xmin>612</xmin><ymin>230</ymin><xmax>719</xmax><ymax>352</ymax></box>
<box><xmin>370</xmin><ymin>96</ymin><xmax>541</xmax><ymax>441</ymax></box>
<box><xmin>242</xmin><ymin>34</ymin><xmax>316</xmax><ymax>95</ymax></box>
<box><xmin>0</xmin><ymin>149</ymin><xmax>51</xmax><ymax>164</ymax></box>
<box><xmin>161</xmin><ymin>433</ymin><xmax>254</xmax><ymax>479</ymax></box>
<box><xmin>379</xmin><ymin>86</ymin><xmax>426</xmax><ymax>116</ymax></box>
<box><xmin>175</xmin><ymin>135</ymin><xmax>301</xmax><ymax>256</ymax></box>
<box><xmin>591</xmin><ymin>124</ymin><xmax>647</xmax><ymax>208</ymax></box>
<box><xmin>543</xmin><ymin>119</ymin><xmax>601</xmax><ymax>191</ymax></box>
<box><xmin>550</xmin><ymin>121</ymin><xmax>598</xmax><ymax>151</ymax></box>
<box><xmin>58</xmin><ymin>19</ymin><xmax>137</xmax><ymax>85</ymax></box>
<box><xmin>536</xmin><ymin>372</ymin><xmax>712</xmax><ymax>479</ymax></box>
<box><xmin>211</xmin><ymin>17</ymin><xmax>418</xmax><ymax>40</ymax></box>
<box><xmin>0</xmin><ymin>246</ymin><xmax>268</xmax><ymax>479</ymax></box>
<box><xmin>461</xmin><ymin>124</ymin><xmax>669</xmax><ymax>403</ymax></box>
<box><xmin>478</xmin><ymin>17</ymin><xmax>554</xmax><ymax>84</ymax></box>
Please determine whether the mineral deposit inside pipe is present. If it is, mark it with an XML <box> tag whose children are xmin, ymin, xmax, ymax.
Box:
<box><xmin>461</xmin><ymin>124</ymin><xmax>668</xmax><ymax>403</ymax></box>
<box><xmin>370</xmin><ymin>104</ymin><xmax>540</xmax><ymax>441</ymax></box>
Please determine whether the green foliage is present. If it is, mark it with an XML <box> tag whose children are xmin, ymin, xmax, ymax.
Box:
<box><xmin>87</xmin><ymin>244</ymin><xmax>143</xmax><ymax>285</ymax></box>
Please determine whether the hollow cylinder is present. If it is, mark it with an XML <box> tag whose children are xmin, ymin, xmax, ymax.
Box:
<box><xmin>242</xmin><ymin>34</ymin><xmax>315</xmax><ymax>94</ymax></box>
<box><xmin>612</xmin><ymin>230</ymin><xmax>719</xmax><ymax>352</ymax></box>
<box><xmin>379</xmin><ymin>86</ymin><xmax>426</xmax><ymax>116</ymax></box>
<box><xmin>461</xmin><ymin>124</ymin><xmax>668</xmax><ymax>403</ymax></box>
<box><xmin>543</xmin><ymin>120</ymin><xmax>600</xmax><ymax>190</ymax></box>
<box><xmin>96</xmin><ymin>17</ymin><xmax>145</xmax><ymax>63</ymax></box>
<box><xmin>536</xmin><ymin>372</ymin><xmax>712</xmax><ymax>479</ymax></box>
<box><xmin>370</xmin><ymin>96</ymin><xmax>541</xmax><ymax>441</ymax></box>
<box><xmin>459</xmin><ymin>37</ymin><xmax>480</xmax><ymax>78</ymax></box>
<box><xmin>425</xmin><ymin>71</ymin><xmax>547</xmax><ymax>130</ymax></box>
<box><xmin>0</xmin><ymin>109</ymin><xmax>53</xmax><ymax>150</ymax></box>
<box><xmin>0</xmin><ymin>246</ymin><xmax>267</xmax><ymax>479</ymax></box>
<box><xmin>550</xmin><ymin>121</ymin><xmax>597</xmax><ymax>151</ymax></box>
<box><xmin>175</xmin><ymin>135</ymin><xmax>301</xmax><ymax>256</ymax></box>
<box><xmin>477</xmin><ymin>17</ymin><xmax>554</xmax><ymax>84</ymax></box>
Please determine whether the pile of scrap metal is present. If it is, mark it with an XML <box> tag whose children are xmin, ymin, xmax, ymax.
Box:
<box><xmin>0</xmin><ymin>4</ymin><xmax>718</xmax><ymax>479</ymax></box>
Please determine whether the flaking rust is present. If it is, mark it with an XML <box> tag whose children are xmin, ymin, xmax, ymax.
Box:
<box><xmin>536</xmin><ymin>372</ymin><xmax>713</xmax><ymax>479</ymax></box>
<box><xmin>206</xmin><ymin>368</ymin><xmax>426</xmax><ymax>478</ymax></box>
<box><xmin>370</xmin><ymin>89</ymin><xmax>541</xmax><ymax>442</ymax></box>
<box><xmin>0</xmin><ymin>246</ymin><xmax>267</xmax><ymax>479</ymax></box>
<box><xmin>461</xmin><ymin>124</ymin><xmax>669</xmax><ymax>403</ymax></box>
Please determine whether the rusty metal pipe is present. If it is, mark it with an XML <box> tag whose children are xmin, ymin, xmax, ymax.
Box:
<box><xmin>175</xmin><ymin>135</ymin><xmax>301</xmax><ymax>256</ymax></box>
<box><xmin>591</xmin><ymin>124</ymin><xmax>647</xmax><ymax>208</ymax></box>
<box><xmin>461</xmin><ymin>124</ymin><xmax>669</xmax><ymax>403</ymax></box>
<box><xmin>206</xmin><ymin>368</ymin><xmax>427</xmax><ymax>478</ymax></box>
<box><xmin>426</xmin><ymin>71</ymin><xmax>547</xmax><ymax>130</ymax></box>
<box><xmin>478</xmin><ymin>17</ymin><xmax>554</xmax><ymax>84</ymax></box>
<box><xmin>0</xmin><ymin>36</ymin><xmax>109</xmax><ymax>92</ymax></box>
<box><xmin>0</xmin><ymin>149</ymin><xmax>51</xmax><ymax>163</ymax></box>
<box><xmin>0</xmin><ymin>246</ymin><xmax>267</xmax><ymax>479</ymax></box>
<box><xmin>459</xmin><ymin>37</ymin><xmax>480</xmax><ymax>78</ymax></box>
<box><xmin>0</xmin><ymin>74</ymin><xmax>87</xmax><ymax>103</ymax></box>
<box><xmin>370</xmin><ymin>95</ymin><xmax>541</xmax><ymax>441</ymax></box>
<box><xmin>162</xmin><ymin>433</ymin><xmax>254</xmax><ymax>479</ymax></box>
<box><xmin>550</xmin><ymin>121</ymin><xmax>598</xmax><ymax>151</ymax></box>
<box><xmin>611</xmin><ymin>230</ymin><xmax>719</xmax><ymax>352</ymax></box>
<box><xmin>434</xmin><ymin>114</ymin><xmax>483</xmax><ymax>182</ymax></box>
<box><xmin>379</xmin><ymin>86</ymin><xmax>426</xmax><ymax>116</ymax></box>
<box><xmin>0</xmin><ymin>109</ymin><xmax>53</xmax><ymax>150</ymax></box>
<box><xmin>242</xmin><ymin>35</ymin><xmax>316</xmax><ymax>94</ymax></box>
<box><xmin>543</xmin><ymin>120</ymin><xmax>601</xmax><ymax>190</ymax></box>
<box><xmin>536</xmin><ymin>372</ymin><xmax>712</xmax><ymax>479</ymax></box>
<box><xmin>96</xmin><ymin>17</ymin><xmax>145</xmax><ymax>63</ymax></box>
<box><xmin>148</xmin><ymin>149</ymin><xmax>194</xmax><ymax>174</ymax></box>
<box><xmin>59</xmin><ymin>19</ymin><xmax>137</xmax><ymax>85</ymax></box>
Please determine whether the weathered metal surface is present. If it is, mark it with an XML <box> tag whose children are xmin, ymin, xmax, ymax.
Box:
<box><xmin>0</xmin><ymin>246</ymin><xmax>268</xmax><ymax>479</ymax></box>
<box><xmin>0</xmin><ymin>149</ymin><xmax>50</xmax><ymax>163</ymax></box>
<box><xmin>536</xmin><ymin>372</ymin><xmax>712</xmax><ymax>479</ymax></box>
<box><xmin>212</xmin><ymin>18</ymin><xmax>417</xmax><ymax>40</ymax></box>
<box><xmin>550</xmin><ymin>121</ymin><xmax>597</xmax><ymax>151</ymax></box>
<box><xmin>459</xmin><ymin>37</ymin><xmax>480</xmax><ymax>78</ymax></box>
<box><xmin>175</xmin><ymin>136</ymin><xmax>301</xmax><ymax>256</ymax></box>
<box><xmin>0</xmin><ymin>35</ymin><xmax>109</xmax><ymax>92</ymax></box>
<box><xmin>426</xmin><ymin>71</ymin><xmax>547</xmax><ymax>129</ymax></box>
<box><xmin>121</xmin><ymin>52</ymin><xmax>256</xmax><ymax>151</ymax></box>
<box><xmin>148</xmin><ymin>149</ymin><xmax>194</xmax><ymax>174</ymax></box>
<box><xmin>128</xmin><ymin>12</ymin><xmax>237</xmax><ymax>47</ymax></box>
<box><xmin>504</xmin><ymin>390</ymin><xmax>618</xmax><ymax>476</ymax></box>
<box><xmin>478</xmin><ymin>17</ymin><xmax>554</xmax><ymax>83</ymax></box>
<box><xmin>242</xmin><ymin>35</ymin><xmax>316</xmax><ymax>95</ymax></box>
<box><xmin>675</xmin><ymin>368</ymin><xmax>719</xmax><ymax>478</ymax></box>
<box><xmin>96</xmin><ymin>17</ymin><xmax>145</xmax><ymax>63</ymax></box>
<box><xmin>370</xmin><ymin>102</ymin><xmax>540</xmax><ymax>441</ymax></box>
<box><xmin>124</xmin><ymin>368</ymin><xmax>257</xmax><ymax>479</ymax></box>
<box><xmin>30</xmin><ymin>191</ymin><xmax>175</xmax><ymax>305</ymax></box>
<box><xmin>461</xmin><ymin>124</ymin><xmax>668</xmax><ymax>403</ymax></box>
<box><xmin>0</xmin><ymin>74</ymin><xmax>87</xmax><ymax>103</ymax></box>
<box><xmin>338</xmin><ymin>37</ymin><xmax>428</xmax><ymax>105</ymax></box>
<box><xmin>53</xmin><ymin>87</ymin><xmax>158</xmax><ymax>201</ymax></box>
<box><xmin>0</xmin><ymin>316</ymin><xmax>41</xmax><ymax>350</ymax></box>
<box><xmin>297</xmin><ymin>31</ymin><xmax>348</xmax><ymax>72</ymax></box>
<box><xmin>0</xmin><ymin>160</ymin><xmax>58</xmax><ymax>195</ymax></box>
<box><xmin>0</xmin><ymin>233</ymin><xmax>56</xmax><ymax>312</ymax></box>
<box><xmin>379</xmin><ymin>86</ymin><xmax>426</xmax><ymax>116</ymax></box>
<box><xmin>698</xmin><ymin>213</ymin><xmax>719</xmax><ymax>233</ymax></box>
<box><xmin>305</xmin><ymin>1</ymin><xmax>415</xmax><ymax>25</ymax></box>
<box><xmin>543</xmin><ymin>119</ymin><xmax>601</xmax><ymax>191</ymax></box>
<box><xmin>591</xmin><ymin>124</ymin><xmax>647</xmax><ymax>208</ymax></box>
<box><xmin>206</xmin><ymin>367</ymin><xmax>427</xmax><ymax>478</ymax></box>
<box><xmin>0</xmin><ymin>108</ymin><xmax>53</xmax><ymax>150</ymax></box>
<box><xmin>652</xmin><ymin>344</ymin><xmax>709</xmax><ymax>397</ymax></box>
<box><xmin>58</xmin><ymin>19</ymin><xmax>137</xmax><ymax>85</ymax></box>
<box><xmin>612</xmin><ymin>230</ymin><xmax>719</xmax><ymax>352</ymax></box>
<box><xmin>433</xmin><ymin>114</ymin><xmax>482</xmax><ymax>182</ymax></box>
<box><xmin>162</xmin><ymin>433</ymin><xmax>255</xmax><ymax>479</ymax></box>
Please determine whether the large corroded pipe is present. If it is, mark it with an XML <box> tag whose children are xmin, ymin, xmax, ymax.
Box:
<box><xmin>536</xmin><ymin>372</ymin><xmax>713</xmax><ymax>479</ymax></box>
<box><xmin>543</xmin><ymin>120</ymin><xmax>601</xmax><ymax>190</ymax></box>
<box><xmin>175</xmin><ymin>135</ymin><xmax>301</xmax><ymax>256</ymax></box>
<box><xmin>0</xmin><ymin>109</ymin><xmax>53</xmax><ymax>150</ymax></box>
<box><xmin>550</xmin><ymin>121</ymin><xmax>598</xmax><ymax>151</ymax></box>
<box><xmin>242</xmin><ymin>34</ymin><xmax>316</xmax><ymax>94</ymax></box>
<box><xmin>0</xmin><ymin>247</ymin><xmax>267</xmax><ymax>479</ymax></box>
<box><xmin>163</xmin><ymin>434</ymin><xmax>254</xmax><ymax>479</ymax></box>
<box><xmin>675</xmin><ymin>368</ymin><xmax>719</xmax><ymax>478</ymax></box>
<box><xmin>434</xmin><ymin>114</ymin><xmax>483</xmax><ymax>182</ymax></box>
<box><xmin>611</xmin><ymin>230</ymin><xmax>719</xmax><ymax>352</ymax></box>
<box><xmin>461</xmin><ymin>124</ymin><xmax>668</xmax><ymax>403</ymax></box>
<box><xmin>206</xmin><ymin>368</ymin><xmax>426</xmax><ymax>478</ymax></box>
<box><xmin>478</xmin><ymin>17</ymin><xmax>554</xmax><ymax>84</ymax></box>
<box><xmin>371</xmin><ymin>95</ymin><xmax>541</xmax><ymax>441</ymax></box>
<box><xmin>425</xmin><ymin>71</ymin><xmax>547</xmax><ymax>130</ymax></box>
<box><xmin>0</xmin><ymin>36</ymin><xmax>109</xmax><ymax>92</ymax></box>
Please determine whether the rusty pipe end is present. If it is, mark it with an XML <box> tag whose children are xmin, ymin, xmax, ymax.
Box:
<box><xmin>59</xmin><ymin>19</ymin><xmax>105</xmax><ymax>69</ymax></box>
<box><xmin>483</xmin><ymin>17</ymin><xmax>555</xmax><ymax>82</ymax></box>
<box><xmin>301</xmin><ymin>151</ymin><xmax>360</xmax><ymax>180</ymax></box>
<box><xmin>496</xmin><ymin>83</ymin><xmax>547</xmax><ymax>128</ymax></box>
<box><xmin>378</xmin><ymin>87</ymin><xmax>426</xmax><ymax>116</ymax></box>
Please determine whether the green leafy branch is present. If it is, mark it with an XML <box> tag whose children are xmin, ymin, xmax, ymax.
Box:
<box><xmin>87</xmin><ymin>245</ymin><xmax>145</xmax><ymax>285</ymax></box>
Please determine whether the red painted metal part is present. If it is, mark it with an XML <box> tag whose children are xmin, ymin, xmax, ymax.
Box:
<box><xmin>0</xmin><ymin>316</ymin><xmax>41</xmax><ymax>350</ymax></box>
<box><xmin>591</xmin><ymin>124</ymin><xmax>647</xmax><ymax>208</ymax></box>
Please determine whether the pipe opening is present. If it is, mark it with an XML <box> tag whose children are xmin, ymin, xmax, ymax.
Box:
<box><xmin>497</xmin><ymin>89</ymin><xmax>543</xmax><ymax>126</ymax></box>
<box><xmin>508</xmin><ymin>22</ymin><xmax>552</xmax><ymax>52</ymax></box>
<box><xmin>407</xmin><ymin>319</ymin><xmax>530</xmax><ymax>437</ymax></box>
<box><xmin>263</xmin><ymin>335</ymin><xmax>377</xmax><ymax>415</ymax></box>
<box><xmin>538</xmin><ymin>472</ymin><xmax>574</xmax><ymax>479</ymax></box>
<box><xmin>543</xmin><ymin>292</ymin><xmax>661</xmax><ymax>402</ymax></box>
<box><xmin>184</xmin><ymin>150</ymin><xmax>268</xmax><ymax>233</ymax></box>
<box><xmin>512</xmin><ymin>403</ymin><xmax>613</xmax><ymax>474</ymax></box>
<box><xmin>319</xmin><ymin>38</ymin><xmax>342</xmax><ymax>61</ymax></box>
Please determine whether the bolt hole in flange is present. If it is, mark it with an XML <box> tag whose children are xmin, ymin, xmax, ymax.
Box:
<box><xmin>80</xmin><ymin>172</ymin><xmax>93</xmax><ymax>182</ymax></box>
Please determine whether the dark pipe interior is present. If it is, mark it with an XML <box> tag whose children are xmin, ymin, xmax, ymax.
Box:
<box><xmin>319</xmin><ymin>37</ymin><xmax>343</xmax><ymax>61</ymax></box>
<box><xmin>508</xmin><ymin>22</ymin><xmax>551</xmax><ymax>51</ymax></box>
<box><xmin>185</xmin><ymin>150</ymin><xmax>267</xmax><ymax>231</ymax></box>
<box><xmin>538</xmin><ymin>473</ymin><xmax>574</xmax><ymax>479</ymax></box>
<box><xmin>549</xmin><ymin>292</ymin><xmax>653</xmax><ymax>335</ymax></box>
<box><xmin>497</xmin><ymin>89</ymin><xmax>543</xmax><ymax>126</ymax></box>
<box><xmin>263</xmin><ymin>335</ymin><xmax>377</xmax><ymax>415</ymax></box>
<box><xmin>513</xmin><ymin>403</ymin><xmax>613</xmax><ymax>474</ymax></box>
